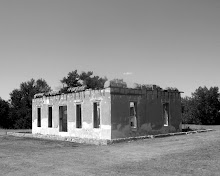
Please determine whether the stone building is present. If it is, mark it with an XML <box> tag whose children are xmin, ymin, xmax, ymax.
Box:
<box><xmin>32</xmin><ymin>84</ymin><xmax>183</xmax><ymax>141</ymax></box>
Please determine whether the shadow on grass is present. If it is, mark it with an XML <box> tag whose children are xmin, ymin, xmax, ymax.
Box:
<box><xmin>182</xmin><ymin>127</ymin><xmax>194</xmax><ymax>132</ymax></box>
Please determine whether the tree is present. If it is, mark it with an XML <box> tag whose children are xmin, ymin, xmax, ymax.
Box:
<box><xmin>181</xmin><ymin>96</ymin><xmax>200</xmax><ymax>124</ymax></box>
<box><xmin>60</xmin><ymin>70</ymin><xmax>107</xmax><ymax>93</ymax></box>
<box><xmin>9</xmin><ymin>78</ymin><xmax>51</xmax><ymax>129</ymax></box>
<box><xmin>0</xmin><ymin>98</ymin><xmax>10</xmax><ymax>129</ymax></box>
<box><xmin>192</xmin><ymin>86</ymin><xmax>220</xmax><ymax>125</ymax></box>
<box><xmin>81</xmin><ymin>74</ymin><xmax>107</xmax><ymax>89</ymax></box>
<box><xmin>182</xmin><ymin>86</ymin><xmax>220</xmax><ymax>125</ymax></box>
<box><xmin>61</xmin><ymin>70</ymin><xmax>81</xmax><ymax>88</ymax></box>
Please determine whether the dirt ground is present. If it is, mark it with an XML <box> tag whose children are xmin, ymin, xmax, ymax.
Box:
<box><xmin>0</xmin><ymin>127</ymin><xmax>220</xmax><ymax>176</ymax></box>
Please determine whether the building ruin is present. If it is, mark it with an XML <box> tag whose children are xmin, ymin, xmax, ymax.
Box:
<box><xmin>32</xmin><ymin>82</ymin><xmax>183</xmax><ymax>141</ymax></box>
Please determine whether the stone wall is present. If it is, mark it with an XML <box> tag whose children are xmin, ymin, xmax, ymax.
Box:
<box><xmin>32</xmin><ymin>88</ymin><xmax>111</xmax><ymax>140</ymax></box>
<box><xmin>110</xmin><ymin>87</ymin><xmax>182</xmax><ymax>139</ymax></box>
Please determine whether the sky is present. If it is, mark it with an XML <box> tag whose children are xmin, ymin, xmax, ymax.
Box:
<box><xmin>0</xmin><ymin>0</ymin><xmax>219</xmax><ymax>100</ymax></box>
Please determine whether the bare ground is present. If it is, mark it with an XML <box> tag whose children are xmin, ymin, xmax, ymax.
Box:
<box><xmin>0</xmin><ymin>127</ymin><xmax>220</xmax><ymax>176</ymax></box>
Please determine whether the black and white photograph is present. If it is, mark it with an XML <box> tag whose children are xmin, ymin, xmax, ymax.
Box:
<box><xmin>0</xmin><ymin>0</ymin><xmax>220</xmax><ymax>175</ymax></box>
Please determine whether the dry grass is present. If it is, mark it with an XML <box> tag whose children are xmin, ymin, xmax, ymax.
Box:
<box><xmin>0</xmin><ymin>129</ymin><xmax>31</xmax><ymax>134</ymax></box>
<box><xmin>0</xmin><ymin>126</ymin><xmax>220</xmax><ymax>176</ymax></box>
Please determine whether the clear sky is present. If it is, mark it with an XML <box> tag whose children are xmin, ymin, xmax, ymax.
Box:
<box><xmin>0</xmin><ymin>0</ymin><xmax>219</xmax><ymax>100</ymax></box>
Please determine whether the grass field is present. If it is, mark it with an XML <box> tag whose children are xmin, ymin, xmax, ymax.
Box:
<box><xmin>1</xmin><ymin>126</ymin><xmax>220</xmax><ymax>176</ymax></box>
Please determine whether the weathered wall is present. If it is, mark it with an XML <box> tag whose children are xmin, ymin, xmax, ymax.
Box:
<box><xmin>32</xmin><ymin>88</ymin><xmax>111</xmax><ymax>140</ymax></box>
<box><xmin>110</xmin><ymin>87</ymin><xmax>182</xmax><ymax>139</ymax></box>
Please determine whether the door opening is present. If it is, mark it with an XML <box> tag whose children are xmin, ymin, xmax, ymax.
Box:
<box><xmin>59</xmin><ymin>106</ymin><xmax>67</xmax><ymax>132</ymax></box>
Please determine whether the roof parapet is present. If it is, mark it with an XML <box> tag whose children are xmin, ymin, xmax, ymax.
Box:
<box><xmin>34</xmin><ymin>86</ymin><xmax>88</xmax><ymax>99</ymax></box>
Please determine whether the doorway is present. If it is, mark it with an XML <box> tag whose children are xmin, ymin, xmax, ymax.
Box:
<box><xmin>59</xmin><ymin>106</ymin><xmax>67</xmax><ymax>132</ymax></box>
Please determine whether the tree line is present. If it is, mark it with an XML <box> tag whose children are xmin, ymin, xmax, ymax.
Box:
<box><xmin>1</xmin><ymin>70</ymin><xmax>220</xmax><ymax>129</ymax></box>
<box><xmin>182</xmin><ymin>86</ymin><xmax>220</xmax><ymax>125</ymax></box>
<box><xmin>0</xmin><ymin>70</ymin><xmax>107</xmax><ymax>129</ymax></box>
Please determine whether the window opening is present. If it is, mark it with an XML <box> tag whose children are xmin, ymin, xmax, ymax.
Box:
<box><xmin>48</xmin><ymin>106</ymin><xmax>52</xmax><ymax>128</ymax></box>
<box><xmin>59</xmin><ymin>106</ymin><xmax>67</xmax><ymax>132</ymax></box>
<box><xmin>76</xmin><ymin>104</ymin><xmax>82</xmax><ymax>128</ymax></box>
<box><xmin>37</xmin><ymin>108</ymin><xmax>41</xmax><ymax>127</ymax></box>
<box><xmin>130</xmin><ymin>102</ymin><xmax>137</xmax><ymax>129</ymax></box>
<box><xmin>93</xmin><ymin>102</ymin><xmax>100</xmax><ymax>128</ymax></box>
<box><xmin>163</xmin><ymin>103</ymin><xmax>169</xmax><ymax>126</ymax></box>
